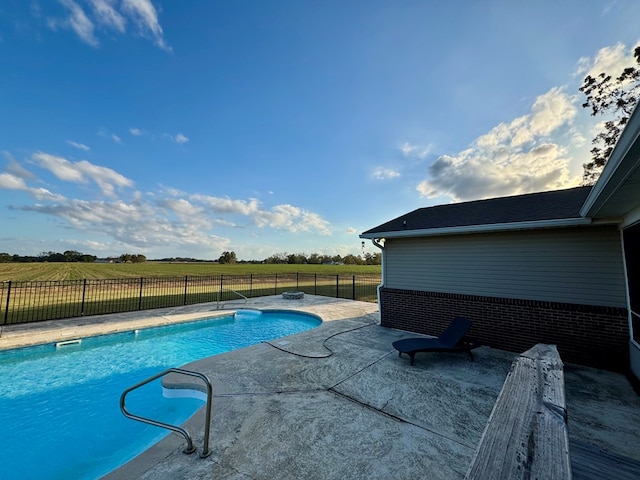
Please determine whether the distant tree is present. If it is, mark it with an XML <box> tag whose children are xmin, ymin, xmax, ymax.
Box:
<box><xmin>0</xmin><ymin>253</ymin><xmax>11</xmax><ymax>263</ymax></box>
<box><xmin>579</xmin><ymin>46</ymin><xmax>640</xmax><ymax>184</ymax></box>
<box><xmin>364</xmin><ymin>252</ymin><xmax>382</xmax><ymax>265</ymax></box>
<box><xmin>264</xmin><ymin>252</ymin><xmax>288</xmax><ymax>264</ymax></box>
<box><xmin>217</xmin><ymin>251</ymin><xmax>237</xmax><ymax>264</ymax></box>
<box><xmin>343</xmin><ymin>254</ymin><xmax>364</xmax><ymax>265</ymax></box>
<box><xmin>39</xmin><ymin>251</ymin><xmax>65</xmax><ymax>262</ymax></box>
<box><xmin>64</xmin><ymin>250</ymin><xmax>83</xmax><ymax>262</ymax></box>
<box><xmin>307</xmin><ymin>253</ymin><xmax>322</xmax><ymax>264</ymax></box>
<box><xmin>118</xmin><ymin>253</ymin><xmax>145</xmax><ymax>263</ymax></box>
<box><xmin>287</xmin><ymin>253</ymin><xmax>308</xmax><ymax>264</ymax></box>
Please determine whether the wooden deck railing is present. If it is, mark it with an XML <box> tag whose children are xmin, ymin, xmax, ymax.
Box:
<box><xmin>465</xmin><ymin>344</ymin><xmax>571</xmax><ymax>479</ymax></box>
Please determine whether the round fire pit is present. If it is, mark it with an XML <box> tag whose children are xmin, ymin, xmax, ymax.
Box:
<box><xmin>282</xmin><ymin>291</ymin><xmax>304</xmax><ymax>300</ymax></box>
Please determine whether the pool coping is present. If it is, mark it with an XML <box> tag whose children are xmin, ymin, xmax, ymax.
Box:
<box><xmin>0</xmin><ymin>306</ymin><xmax>237</xmax><ymax>351</ymax></box>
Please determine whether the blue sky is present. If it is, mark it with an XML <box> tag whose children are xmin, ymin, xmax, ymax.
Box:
<box><xmin>1</xmin><ymin>1</ymin><xmax>639</xmax><ymax>260</ymax></box>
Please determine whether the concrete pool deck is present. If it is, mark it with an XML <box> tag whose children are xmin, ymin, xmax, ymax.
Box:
<box><xmin>2</xmin><ymin>295</ymin><xmax>639</xmax><ymax>479</ymax></box>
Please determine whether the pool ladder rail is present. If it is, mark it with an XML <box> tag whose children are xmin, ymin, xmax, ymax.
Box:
<box><xmin>217</xmin><ymin>290</ymin><xmax>248</xmax><ymax>309</ymax></box>
<box><xmin>120</xmin><ymin>368</ymin><xmax>213</xmax><ymax>458</ymax></box>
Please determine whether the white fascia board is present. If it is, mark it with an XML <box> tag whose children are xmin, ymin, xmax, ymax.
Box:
<box><xmin>359</xmin><ymin>217</ymin><xmax>594</xmax><ymax>239</ymax></box>
<box><xmin>622</xmin><ymin>203</ymin><xmax>640</xmax><ymax>229</ymax></box>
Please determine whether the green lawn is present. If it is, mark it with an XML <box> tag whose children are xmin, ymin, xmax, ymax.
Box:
<box><xmin>0</xmin><ymin>263</ymin><xmax>382</xmax><ymax>324</ymax></box>
<box><xmin>0</xmin><ymin>262</ymin><xmax>381</xmax><ymax>282</ymax></box>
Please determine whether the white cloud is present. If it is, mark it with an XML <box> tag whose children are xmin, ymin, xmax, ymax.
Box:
<box><xmin>121</xmin><ymin>0</ymin><xmax>171</xmax><ymax>51</ymax></box>
<box><xmin>160</xmin><ymin>185</ymin><xmax>187</xmax><ymax>197</ymax></box>
<box><xmin>31</xmin><ymin>152</ymin><xmax>133</xmax><ymax>196</ymax></box>
<box><xmin>298</xmin><ymin>211</ymin><xmax>332</xmax><ymax>235</ymax></box>
<box><xmin>252</xmin><ymin>204</ymin><xmax>332</xmax><ymax>235</ymax></box>
<box><xmin>21</xmin><ymin>198</ymin><xmax>229</xmax><ymax>251</ymax></box>
<box><xmin>345</xmin><ymin>227</ymin><xmax>357</xmax><ymax>234</ymax></box>
<box><xmin>165</xmin><ymin>133</ymin><xmax>190</xmax><ymax>143</ymax></box>
<box><xmin>158</xmin><ymin>198</ymin><xmax>205</xmax><ymax>218</ymax></box>
<box><xmin>54</xmin><ymin>0</ymin><xmax>98</xmax><ymax>46</ymax></box>
<box><xmin>32</xmin><ymin>152</ymin><xmax>84</xmax><ymax>182</ymax></box>
<box><xmin>212</xmin><ymin>218</ymin><xmax>238</xmax><ymax>228</ymax></box>
<box><xmin>30</xmin><ymin>187</ymin><xmax>67</xmax><ymax>202</ymax></box>
<box><xmin>416</xmin><ymin>87</ymin><xmax>580</xmax><ymax>202</ymax></box>
<box><xmin>67</xmin><ymin>140</ymin><xmax>90</xmax><ymax>151</ymax></box>
<box><xmin>4</xmin><ymin>152</ymin><xmax>36</xmax><ymax>180</ymax></box>
<box><xmin>0</xmin><ymin>172</ymin><xmax>66</xmax><ymax>201</ymax></box>
<box><xmin>112</xmin><ymin>134</ymin><xmax>122</xmax><ymax>143</ymax></box>
<box><xmin>0</xmin><ymin>172</ymin><xmax>27</xmax><ymax>190</ymax></box>
<box><xmin>401</xmin><ymin>142</ymin><xmax>433</xmax><ymax>159</ymax></box>
<box><xmin>4</xmin><ymin>172</ymin><xmax>334</xmax><ymax>256</ymax></box>
<box><xmin>129</xmin><ymin>127</ymin><xmax>142</xmax><ymax>136</ymax></box>
<box><xmin>529</xmin><ymin>87</ymin><xmax>577</xmax><ymax>137</ymax></box>
<box><xmin>191</xmin><ymin>195</ymin><xmax>260</xmax><ymax>215</ymax></box>
<box><xmin>88</xmin><ymin>0</ymin><xmax>126</xmax><ymax>32</ymax></box>
<box><xmin>190</xmin><ymin>194</ymin><xmax>331</xmax><ymax>235</ymax></box>
<box><xmin>373</xmin><ymin>167</ymin><xmax>400</xmax><ymax>180</ymax></box>
<box><xmin>74</xmin><ymin>160</ymin><xmax>133</xmax><ymax>196</ymax></box>
<box><xmin>45</xmin><ymin>0</ymin><xmax>169</xmax><ymax>50</ymax></box>
<box><xmin>475</xmin><ymin>88</ymin><xmax>576</xmax><ymax>150</ymax></box>
<box><xmin>576</xmin><ymin>42</ymin><xmax>640</xmax><ymax>79</ymax></box>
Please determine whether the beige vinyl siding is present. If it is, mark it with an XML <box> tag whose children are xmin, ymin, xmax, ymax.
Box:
<box><xmin>384</xmin><ymin>225</ymin><xmax>626</xmax><ymax>307</ymax></box>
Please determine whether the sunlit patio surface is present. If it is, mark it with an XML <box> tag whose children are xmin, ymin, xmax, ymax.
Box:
<box><xmin>3</xmin><ymin>295</ymin><xmax>639</xmax><ymax>479</ymax></box>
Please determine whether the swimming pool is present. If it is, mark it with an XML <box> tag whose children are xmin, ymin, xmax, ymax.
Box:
<box><xmin>0</xmin><ymin>309</ymin><xmax>320</xmax><ymax>480</ymax></box>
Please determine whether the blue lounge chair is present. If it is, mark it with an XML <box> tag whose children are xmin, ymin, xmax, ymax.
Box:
<box><xmin>392</xmin><ymin>317</ymin><xmax>481</xmax><ymax>365</ymax></box>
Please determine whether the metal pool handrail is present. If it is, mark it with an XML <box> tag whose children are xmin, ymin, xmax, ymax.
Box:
<box><xmin>217</xmin><ymin>289</ymin><xmax>248</xmax><ymax>309</ymax></box>
<box><xmin>120</xmin><ymin>368</ymin><xmax>213</xmax><ymax>458</ymax></box>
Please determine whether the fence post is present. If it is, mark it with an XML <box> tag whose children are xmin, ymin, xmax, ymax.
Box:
<box><xmin>352</xmin><ymin>275</ymin><xmax>356</xmax><ymax>300</ymax></box>
<box><xmin>314</xmin><ymin>274</ymin><xmax>317</xmax><ymax>295</ymax></box>
<box><xmin>274</xmin><ymin>273</ymin><xmax>278</xmax><ymax>295</ymax></box>
<box><xmin>296</xmin><ymin>272</ymin><xmax>299</xmax><ymax>290</ymax></box>
<box><xmin>250</xmin><ymin>274</ymin><xmax>253</xmax><ymax>298</ymax></box>
<box><xmin>81</xmin><ymin>278</ymin><xmax>87</xmax><ymax>315</ymax></box>
<box><xmin>219</xmin><ymin>275</ymin><xmax>224</xmax><ymax>303</ymax></box>
<box><xmin>336</xmin><ymin>275</ymin><xmax>339</xmax><ymax>299</ymax></box>
<box><xmin>3</xmin><ymin>281</ymin><xmax>11</xmax><ymax>326</ymax></box>
<box><xmin>183</xmin><ymin>276</ymin><xmax>188</xmax><ymax>305</ymax></box>
<box><xmin>138</xmin><ymin>277</ymin><xmax>144</xmax><ymax>310</ymax></box>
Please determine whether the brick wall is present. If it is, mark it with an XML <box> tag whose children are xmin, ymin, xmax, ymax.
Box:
<box><xmin>380</xmin><ymin>287</ymin><xmax>630</xmax><ymax>371</ymax></box>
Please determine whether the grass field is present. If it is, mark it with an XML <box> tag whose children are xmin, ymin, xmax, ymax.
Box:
<box><xmin>0</xmin><ymin>262</ymin><xmax>381</xmax><ymax>282</ymax></box>
<box><xmin>1</xmin><ymin>263</ymin><xmax>381</xmax><ymax>325</ymax></box>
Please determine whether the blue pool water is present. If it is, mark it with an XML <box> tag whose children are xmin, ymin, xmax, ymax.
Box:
<box><xmin>0</xmin><ymin>309</ymin><xmax>320</xmax><ymax>480</ymax></box>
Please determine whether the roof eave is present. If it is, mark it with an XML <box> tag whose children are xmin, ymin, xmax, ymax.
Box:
<box><xmin>580</xmin><ymin>103</ymin><xmax>640</xmax><ymax>218</ymax></box>
<box><xmin>359</xmin><ymin>217</ymin><xmax>594</xmax><ymax>239</ymax></box>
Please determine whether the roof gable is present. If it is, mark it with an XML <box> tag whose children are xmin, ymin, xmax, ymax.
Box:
<box><xmin>361</xmin><ymin>186</ymin><xmax>593</xmax><ymax>237</ymax></box>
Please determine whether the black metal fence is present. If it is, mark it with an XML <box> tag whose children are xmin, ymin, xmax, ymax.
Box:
<box><xmin>1</xmin><ymin>273</ymin><xmax>381</xmax><ymax>326</ymax></box>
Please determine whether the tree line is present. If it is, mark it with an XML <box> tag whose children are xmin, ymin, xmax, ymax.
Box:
<box><xmin>0</xmin><ymin>251</ymin><xmax>146</xmax><ymax>263</ymax></box>
<box><xmin>0</xmin><ymin>250</ymin><xmax>381</xmax><ymax>265</ymax></box>
<box><xmin>217</xmin><ymin>251</ymin><xmax>381</xmax><ymax>265</ymax></box>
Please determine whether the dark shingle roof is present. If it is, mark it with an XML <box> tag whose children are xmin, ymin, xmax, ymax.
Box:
<box><xmin>361</xmin><ymin>186</ymin><xmax>593</xmax><ymax>236</ymax></box>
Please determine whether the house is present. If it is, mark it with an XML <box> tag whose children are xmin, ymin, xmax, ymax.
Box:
<box><xmin>361</xmin><ymin>108</ymin><xmax>640</xmax><ymax>380</ymax></box>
